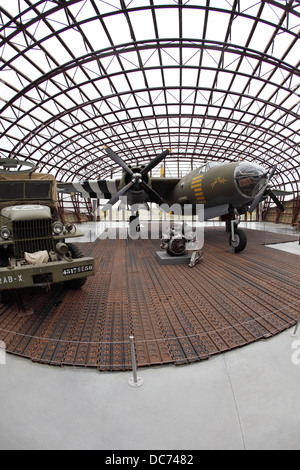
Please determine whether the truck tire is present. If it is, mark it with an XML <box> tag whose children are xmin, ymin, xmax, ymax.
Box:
<box><xmin>64</xmin><ymin>243</ymin><xmax>87</xmax><ymax>290</ymax></box>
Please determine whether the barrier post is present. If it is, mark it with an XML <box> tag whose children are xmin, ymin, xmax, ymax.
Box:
<box><xmin>0</xmin><ymin>341</ymin><xmax>6</xmax><ymax>365</ymax></box>
<box><xmin>291</xmin><ymin>319</ymin><xmax>300</xmax><ymax>337</ymax></box>
<box><xmin>128</xmin><ymin>335</ymin><xmax>143</xmax><ymax>388</ymax></box>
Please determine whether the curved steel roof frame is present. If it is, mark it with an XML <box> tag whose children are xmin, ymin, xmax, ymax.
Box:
<box><xmin>0</xmin><ymin>0</ymin><xmax>299</xmax><ymax>195</ymax></box>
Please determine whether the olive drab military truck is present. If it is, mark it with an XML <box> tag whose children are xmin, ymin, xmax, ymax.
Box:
<box><xmin>0</xmin><ymin>158</ymin><xmax>94</xmax><ymax>294</ymax></box>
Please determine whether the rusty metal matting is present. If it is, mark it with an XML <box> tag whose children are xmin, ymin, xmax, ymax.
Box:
<box><xmin>0</xmin><ymin>227</ymin><xmax>299</xmax><ymax>371</ymax></box>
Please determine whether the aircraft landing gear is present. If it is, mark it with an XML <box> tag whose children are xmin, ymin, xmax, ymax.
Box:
<box><xmin>229</xmin><ymin>216</ymin><xmax>247</xmax><ymax>253</ymax></box>
<box><xmin>129</xmin><ymin>211</ymin><xmax>140</xmax><ymax>237</ymax></box>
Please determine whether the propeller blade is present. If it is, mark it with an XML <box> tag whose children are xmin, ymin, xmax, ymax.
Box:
<box><xmin>248</xmin><ymin>193</ymin><xmax>264</xmax><ymax>214</ymax></box>
<box><xmin>266</xmin><ymin>188</ymin><xmax>285</xmax><ymax>212</ymax></box>
<box><xmin>140</xmin><ymin>181</ymin><xmax>166</xmax><ymax>206</ymax></box>
<box><xmin>268</xmin><ymin>164</ymin><xmax>278</xmax><ymax>181</ymax></box>
<box><xmin>141</xmin><ymin>149</ymin><xmax>170</xmax><ymax>175</ymax></box>
<box><xmin>105</xmin><ymin>147</ymin><xmax>133</xmax><ymax>176</ymax></box>
<box><xmin>103</xmin><ymin>147</ymin><xmax>169</xmax><ymax>210</ymax></box>
<box><xmin>248</xmin><ymin>164</ymin><xmax>279</xmax><ymax>213</ymax></box>
<box><xmin>102</xmin><ymin>181</ymin><xmax>134</xmax><ymax>213</ymax></box>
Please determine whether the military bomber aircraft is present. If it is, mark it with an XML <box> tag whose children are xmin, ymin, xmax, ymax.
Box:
<box><xmin>58</xmin><ymin>147</ymin><xmax>285</xmax><ymax>253</ymax></box>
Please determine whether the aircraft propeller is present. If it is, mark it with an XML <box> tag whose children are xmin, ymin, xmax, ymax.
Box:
<box><xmin>102</xmin><ymin>147</ymin><xmax>170</xmax><ymax>212</ymax></box>
<box><xmin>248</xmin><ymin>164</ymin><xmax>285</xmax><ymax>214</ymax></box>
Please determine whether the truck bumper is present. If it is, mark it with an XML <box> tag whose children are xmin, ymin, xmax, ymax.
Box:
<box><xmin>0</xmin><ymin>257</ymin><xmax>94</xmax><ymax>290</ymax></box>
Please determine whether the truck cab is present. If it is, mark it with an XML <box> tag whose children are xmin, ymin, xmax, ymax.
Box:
<box><xmin>0</xmin><ymin>159</ymin><xmax>94</xmax><ymax>292</ymax></box>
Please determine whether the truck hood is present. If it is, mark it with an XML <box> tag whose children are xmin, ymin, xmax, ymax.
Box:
<box><xmin>1</xmin><ymin>205</ymin><xmax>52</xmax><ymax>221</ymax></box>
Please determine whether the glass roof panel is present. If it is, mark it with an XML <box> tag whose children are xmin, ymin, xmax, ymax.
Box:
<box><xmin>0</xmin><ymin>0</ymin><xmax>298</xmax><ymax>194</ymax></box>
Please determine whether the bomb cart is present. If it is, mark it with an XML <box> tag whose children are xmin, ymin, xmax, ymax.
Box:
<box><xmin>0</xmin><ymin>159</ymin><xmax>94</xmax><ymax>294</ymax></box>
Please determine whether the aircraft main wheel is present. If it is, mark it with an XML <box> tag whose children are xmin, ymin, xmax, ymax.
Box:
<box><xmin>229</xmin><ymin>228</ymin><xmax>247</xmax><ymax>253</ymax></box>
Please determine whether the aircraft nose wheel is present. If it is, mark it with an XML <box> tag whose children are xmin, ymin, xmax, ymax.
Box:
<box><xmin>229</xmin><ymin>228</ymin><xmax>247</xmax><ymax>253</ymax></box>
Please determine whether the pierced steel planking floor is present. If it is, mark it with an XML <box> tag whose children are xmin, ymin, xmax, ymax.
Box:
<box><xmin>0</xmin><ymin>227</ymin><xmax>299</xmax><ymax>371</ymax></box>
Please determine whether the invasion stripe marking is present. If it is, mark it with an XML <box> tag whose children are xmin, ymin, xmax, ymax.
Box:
<box><xmin>83</xmin><ymin>182</ymin><xmax>104</xmax><ymax>198</ymax></box>
<box><xmin>106</xmin><ymin>180</ymin><xmax>118</xmax><ymax>194</ymax></box>
<box><xmin>73</xmin><ymin>183</ymin><xmax>91</xmax><ymax>198</ymax></box>
<box><xmin>88</xmin><ymin>182</ymin><xmax>104</xmax><ymax>197</ymax></box>
<box><xmin>70</xmin><ymin>180</ymin><xmax>119</xmax><ymax>199</ymax></box>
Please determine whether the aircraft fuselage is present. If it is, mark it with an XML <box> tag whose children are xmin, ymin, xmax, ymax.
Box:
<box><xmin>164</xmin><ymin>161</ymin><xmax>269</xmax><ymax>218</ymax></box>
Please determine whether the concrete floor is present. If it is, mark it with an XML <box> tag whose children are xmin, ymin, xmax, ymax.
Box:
<box><xmin>1</xmin><ymin>328</ymin><xmax>300</xmax><ymax>450</ymax></box>
<box><xmin>0</xmin><ymin>222</ymin><xmax>299</xmax><ymax>451</ymax></box>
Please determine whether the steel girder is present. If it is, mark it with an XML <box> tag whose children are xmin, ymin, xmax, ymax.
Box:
<box><xmin>0</xmin><ymin>0</ymin><xmax>299</xmax><ymax>197</ymax></box>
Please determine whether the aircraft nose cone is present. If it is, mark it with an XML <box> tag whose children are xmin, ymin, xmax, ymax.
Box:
<box><xmin>234</xmin><ymin>162</ymin><xmax>269</xmax><ymax>200</ymax></box>
<box><xmin>132</xmin><ymin>172</ymin><xmax>143</xmax><ymax>184</ymax></box>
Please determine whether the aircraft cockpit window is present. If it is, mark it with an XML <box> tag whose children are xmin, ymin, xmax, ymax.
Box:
<box><xmin>200</xmin><ymin>162</ymin><xmax>222</xmax><ymax>173</ymax></box>
<box><xmin>235</xmin><ymin>164</ymin><xmax>268</xmax><ymax>199</ymax></box>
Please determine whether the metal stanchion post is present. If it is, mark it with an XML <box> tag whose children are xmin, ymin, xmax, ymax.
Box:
<box><xmin>291</xmin><ymin>319</ymin><xmax>300</xmax><ymax>337</ymax></box>
<box><xmin>128</xmin><ymin>335</ymin><xmax>143</xmax><ymax>388</ymax></box>
<box><xmin>0</xmin><ymin>341</ymin><xmax>6</xmax><ymax>365</ymax></box>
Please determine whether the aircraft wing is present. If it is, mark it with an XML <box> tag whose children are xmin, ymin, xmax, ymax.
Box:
<box><xmin>150</xmin><ymin>177</ymin><xmax>180</xmax><ymax>198</ymax></box>
<box><xmin>58</xmin><ymin>177</ymin><xmax>180</xmax><ymax>202</ymax></box>
<box><xmin>57</xmin><ymin>180</ymin><xmax>121</xmax><ymax>200</ymax></box>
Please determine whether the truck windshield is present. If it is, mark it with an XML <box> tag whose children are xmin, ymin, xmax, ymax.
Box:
<box><xmin>0</xmin><ymin>181</ymin><xmax>52</xmax><ymax>201</ymax></box>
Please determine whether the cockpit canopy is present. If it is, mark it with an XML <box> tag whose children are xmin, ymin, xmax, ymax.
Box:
<box><xmin>234</xmin><ymin>163</ymin><xmax>268</xmax><ymax>200</ymax></box>
<box><xmin>200</xmin><ymin>162</ymin><xmax>222</xmax><ymax>173</ymax></box>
